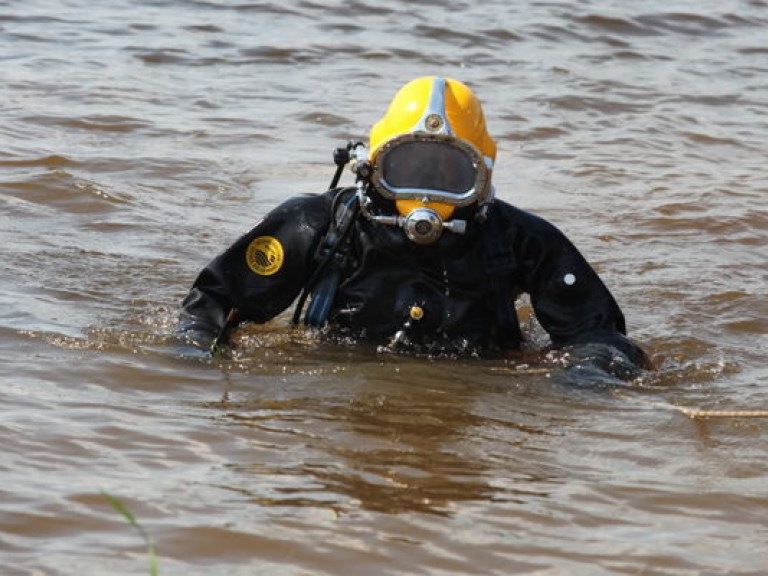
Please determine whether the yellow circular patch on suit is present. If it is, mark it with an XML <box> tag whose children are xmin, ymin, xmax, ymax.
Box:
<box><xmin>409</xmin><ymin>305</ymin><xmax>424</xmax><ymax>320</ymax></box>
<box><xmin>245</xmin><ymin>236</ymin><xmax>284</xmax><ymax>276</ymax></box>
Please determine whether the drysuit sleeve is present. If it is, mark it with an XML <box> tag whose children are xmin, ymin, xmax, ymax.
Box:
<box><xmin>177</xmin><ymin>192</ymin><xmax>333</xmax><ymax>349</ymax></box>
<box><xmin>512</xmin><ymin>209</ymin><xmax>650</xmax><ymax>375</ymax></box>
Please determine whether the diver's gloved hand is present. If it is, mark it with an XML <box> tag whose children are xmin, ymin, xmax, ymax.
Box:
<box><xmin>171</xmin><ymin>311</ymin><xmax>231</xmax><ymax>358</ymax></box>
<box><xmin>184</xmin><ymin>328</ymin><xmax>214</xmax><ymax>348</ymax></box>
<box><xmin>551</xmin><ymin>344</ymin><xmax>643</xmax><ymax>389</ymax></box>
<box><xmin>547</xmin><ymin>332</ymin><xmax>651</xmax><ymax>388</ymax></box>
<box><xmin>167</xmin><ymin>329</ymin><xmax>216</xmax><ymax>359</ymax></box>
<box><xmin>174</xmin><ymin>305</ymin><xmax>237</xmax><ymax>354</ymax></box>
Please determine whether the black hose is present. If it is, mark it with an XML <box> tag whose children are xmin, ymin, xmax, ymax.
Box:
<box><xmin>291</xmin><ymin>191</ymin><xmax>360</xmax><ymax>325</ymax></box>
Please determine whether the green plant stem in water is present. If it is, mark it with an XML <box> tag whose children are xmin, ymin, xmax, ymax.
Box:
<box><xmin>102</xmin><ymin>491</ymin><xmax>159</xmax><ymax>576</ymax></box>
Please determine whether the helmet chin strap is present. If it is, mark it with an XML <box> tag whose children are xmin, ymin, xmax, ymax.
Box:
<box><xmin>356</xmin><ymin>184</ymin><xmax>467</xmax><ymax>245</ymax></box>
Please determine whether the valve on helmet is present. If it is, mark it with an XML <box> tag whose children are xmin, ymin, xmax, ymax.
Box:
<box><xmin>403</xmin><ymin>207</ymin><xmax>442</xmax><ymax>244</ymax></box>
<box><xmin>402</xmin><ymin>207</ymin><xmax>466</xmax><ymax>244</ymax></box>
<box><xmin>357</xmin><ymin>195</ymin><xmax>467</xmax><ymax>245</ymax></box>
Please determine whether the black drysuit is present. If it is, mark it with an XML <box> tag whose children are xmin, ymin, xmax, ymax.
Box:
<box><xmin>179</xmin><ymin>187</ymin><xmax>648</xmax><ymax>370</ymax></box>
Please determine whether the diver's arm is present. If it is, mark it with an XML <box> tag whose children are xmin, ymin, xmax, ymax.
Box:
<box><xmin>176</xmin><ymin>192</ymin><xmax>334</xmax><ymax>350</ymax></box>
<box><xmin>512</xmin><ymin>209</ymin><xmax>650</xmax><ymax>377</ymax></box>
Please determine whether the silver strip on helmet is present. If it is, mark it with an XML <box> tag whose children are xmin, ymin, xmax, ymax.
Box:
<box><xmin>413</xmin><ymin>77</ymin><xmax>453</xmax><ymax>135</ymax></box>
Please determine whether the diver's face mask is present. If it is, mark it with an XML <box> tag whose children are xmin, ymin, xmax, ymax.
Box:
<box><xmin>357</xmin><ymin>133</ymin><xmax>494</xmax><ymax>244</ymax></box>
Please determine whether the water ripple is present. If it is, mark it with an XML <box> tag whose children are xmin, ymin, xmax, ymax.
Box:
<box><xmin>2</xmin><ymin>0</ymin><xmax>768</xmax><ymax>574</ymax></box>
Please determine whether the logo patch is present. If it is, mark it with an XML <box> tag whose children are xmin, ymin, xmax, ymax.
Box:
<box><xmin>245</xmin><ymin>236</ymin><xmax>284</xmax><ymax>276</ymax></box>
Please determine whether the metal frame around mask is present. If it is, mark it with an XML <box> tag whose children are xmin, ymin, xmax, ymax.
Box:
<box><xmin>370</xmin><ymin>132</ymin><xmax>493</xmax><ymax>207</ymax></box>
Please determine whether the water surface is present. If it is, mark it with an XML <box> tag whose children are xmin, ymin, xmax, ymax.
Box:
<box><xmin>1</xmin><ymin>1</ymin><xmax>767</xmax><ymax>574</ymax></box>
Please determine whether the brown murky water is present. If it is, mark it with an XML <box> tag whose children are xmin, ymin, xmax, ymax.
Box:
<box><xmin>2</xmin><ymin>1</ymin><xmax>767</xmax><ymax>574</ymax></box>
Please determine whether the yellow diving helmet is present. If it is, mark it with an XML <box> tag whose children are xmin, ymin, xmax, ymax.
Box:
<box><xmin>364</xmin><ymin>76</ymin><xmax>497</xmax><ymax>244</ymax></box>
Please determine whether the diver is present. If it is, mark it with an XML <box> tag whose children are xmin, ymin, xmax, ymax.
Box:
<box><xmin>177</xmin><ymin>76</ymin><xmax>650</xmax><ymax>377</ymax></box>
